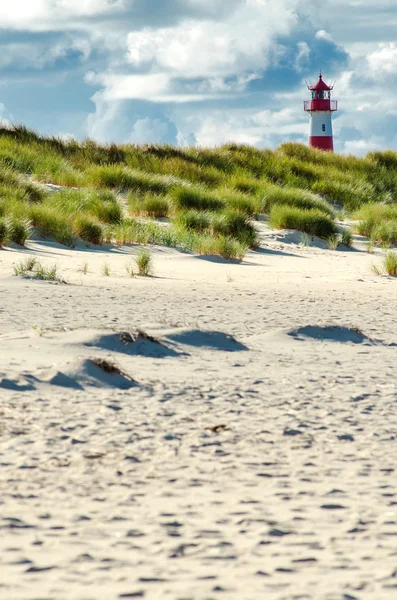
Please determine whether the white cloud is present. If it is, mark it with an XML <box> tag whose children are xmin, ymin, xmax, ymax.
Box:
<box><xmin>341</xmin><ymin>138</ymin><xmax>383</xmax><ymax>155</ymax></box>
<box><xmin>130</xmin><ymin>117</ymin><xmax>176</xmax><ymax>144</ymax></box>
<box><xmin>315</xmin><ymin>29</ymin><xmax>334</xmax><ymax>43</ymax></box>
<box><xmin>127</xmin><ymin>0</ymin><xmax>299</xmax><ymax>78</ymax></box>
<box><xmin>367</xmin><ymin>42</ymin><xmax>397</xmax><ymax>75</ymax></box>
<box><xmin>0</xmin><ymin>103</ymin><xmax>12</xmax><ymax>126</ymax></box>
<box><xmin>86</xmin><ymin>94</ymin><xmax>125</xmax><ymax>142</ymax></box>
<box><xmin>86</xmin><ymin>0</ymin><xmax>301</xmax><ymax>131</ymax></box>
<box><xmin>0</xmin><ymin>37</ymin><xmax>92</xmax><ymax>69</ymax></box>
<box><xmin>0</xmin><ymin>0</ymin><xmax>125</xmax><ymax>31</ymax></box>
<box><xmin>87</xmin><ymin>72</ymin><xmax>226</xmax><ymax>103</ymax></box>
<box><xmin>175</xmin><ymin>106</ymin><xmax>307</xmax><ymax>148</ymax></box>
<box><xmin>2</xmin><ymin>0</ymin><xmax>397</xmax><ymax>153</ymax></box>
<box><xmin>295</xmin><ymin>41</ymin><xmax>310</xmax><ymax>71</ymax></box>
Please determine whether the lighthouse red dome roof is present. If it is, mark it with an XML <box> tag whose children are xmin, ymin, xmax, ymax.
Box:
<box><xmin>308</xmin><ymin>74</ymin><xmax>333</xmax><ymax>91</ymax></box>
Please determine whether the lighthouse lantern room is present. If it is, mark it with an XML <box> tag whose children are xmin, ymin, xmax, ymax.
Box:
<box><xmin>304</xmin><ymin>74</ymin><xmax>337</xmax><ymax>152</ymax></box>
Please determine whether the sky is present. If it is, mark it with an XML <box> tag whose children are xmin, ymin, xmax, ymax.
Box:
<box><xmin>0</xmin><ymin>0</ymin><xmax>396</xmax><ymax>155</ymax></box>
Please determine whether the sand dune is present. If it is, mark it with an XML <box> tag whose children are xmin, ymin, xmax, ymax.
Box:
<box><xmin>0</xmin><ymin>232</ymin><xmax>397</xmax><ymax>599</ymax></box>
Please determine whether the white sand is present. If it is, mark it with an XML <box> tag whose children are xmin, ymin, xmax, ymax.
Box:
<box><xmin>0</xmin><ymin>227</ymin><xmax>396</xmax><ymax>600</ymax></box>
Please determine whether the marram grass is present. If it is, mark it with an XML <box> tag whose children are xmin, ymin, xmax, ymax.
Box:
<box><xmin>270</xmin><ymin>205</ymin><xmax>338</xmax><ymax>239</ymax></box>
<box><xmin>2</xmin><ymin>124</ymin><xmax>397</xmax><ymax>257</ymax></box>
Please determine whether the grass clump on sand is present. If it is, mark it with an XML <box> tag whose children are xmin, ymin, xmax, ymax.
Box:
<box><xmin>48</xmin><ymin>189</ymin><xmax>123</xmax><ymax>225</ymax></box>
<box><xmin>171</xmin><ymin>186</ymin><xmax>225</xmax><ymax>212</ymax></box>
<box><xmin>196</xmin><ymin>235</ymin><xmax>248</xmax><ymax>260</ymax></box>
<box><xmin>87</xmin><ymin>166</ymin><xmax>177</xmax><ymax>195</ymax></box>
<box><xmin>128</xmin><ymin>193</ymin><xmax>170</xmax><ymax>218</ymax></box>
<box><xmin>341</xmin><ymin>227</ymin><xmax>353</xmax><ymax>248</ymax></box>
<box><xmin>14</xmin><ymin>256</ymin><xmax>37</xmax><ymax>275</ymax></box>
<box><xmin>210</xmin><ymin>210</ymin><xmax>258</xmax><ymax>247</ymax></box>
<box><xmin>372</xmin><ymin>251</ymin><xmax>397</xmax><ymax>276</ymax></box>
<box><xmin>327</xmin><ymin>234</ymin><xmax>340</xmax><ymax>250</ymax></box>
<box><xmin>7</xmin><ymin>217</ymin><xmax>31</xmax><ymax>245</ymax></box>
<box><xmin>368</xmin><ymin>221</ymin><xmax>397</xmax><ymax>246</ymax></box>
<box><xmin>135</xmin><ymin>249</ymin><xmax>153</xmax><ymax>276</ymax></box>
<box><xmin>261</xmin><ymin>184</ymin><xmax>335</xmax><ymax>217</ymax></box>
<box><xmin>270</xmin><ymin>205</ymin><xmax>338</xmax><ymax>239</ymax></box>
<box><xmin>300</xmin><ymin>232</ymin><xmax>311</xmax><ymax>247</ymax></box>
<box><xmin>14</xmin><ymin>257</ymin><xmax>64</xmax><ymax>282</ymax></box>
<box><xmin>175</xmin><ymin>209</ymin><xmax>258</xmax><ymax>247</ymax></box>
<box><xmin>73</xmin><ymin>217</ymin><xmax>104</xmax><ymax>245</ymax></box>
<box><xmin>29</xmin><ymin>205</ymin><xmax>75</xmax><ymax>247</ymax></box>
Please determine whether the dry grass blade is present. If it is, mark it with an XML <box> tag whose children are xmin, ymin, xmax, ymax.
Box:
<box><xmin>90</xmin><ymin>357</ymin><xmax>136</xmax><ymax>383</ymax></box>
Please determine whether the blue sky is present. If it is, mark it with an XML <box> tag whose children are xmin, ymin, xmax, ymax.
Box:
<box><xmin>0</xmin><ymin>0</ymin><xmax>396</xmax><ymax>154</ymax></box>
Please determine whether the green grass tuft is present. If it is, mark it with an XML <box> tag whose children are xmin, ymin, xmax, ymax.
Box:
<box><xmin>14</xmin><ymin>257</ymin><xmax>63</xmax><ymax>282</ymax></box>
<box><xmin>171</xmin><ymin>186</ymin><xmax>225</xmax><ymax>212</ymax></box>
<box><xmin>270</xmin><ymin>205</ymin><xmax>338</xmax><ymax>239</ymax></box>
<box><xmin>372</xmin><ymin>251</ymin><xmax>397</xmax><ymax>276</ymax></box>
<box><xmin>7</xmin><ymin>217</ymin><xmax>31</xmax><ymax>245</ymax></box>
<box><xmin>327</xmin><ymin>234</ymin><xmax>340</xmax><ymax>250</ymax></box>
<box><xmin>341</xmin><ymin>227</ymin><xmax>353</xmax><ymax>248</ymax></box>
<box><xmin>73</xmin><ymin>217</ymin><xmax>103</xmax><ymax>245</ymax></box>
<box><xmin>128</xmin><ymin>193</ymin><xmax>170</xmax><ymax>218</ymax></box>
<box><xmin>135</xmin><ymin>249</ymin><xmax>153</xmax><ymax>276</ymax></box>
<box><xmin>261</xmin><ymin>184</ymin><xmax>335</xmax><ymax>216</ymax></box>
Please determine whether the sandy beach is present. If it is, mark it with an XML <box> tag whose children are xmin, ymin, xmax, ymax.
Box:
<box><xmin>1</xmin><ymin>228</ymin><xmax>396</xmax><ymax>600</ymax></box>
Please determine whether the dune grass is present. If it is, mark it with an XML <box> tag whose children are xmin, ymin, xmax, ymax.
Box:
<box><xmin>14</xmin><ymin>257</ymin><xmax>63</xmax><ymax>282</ymax></box>
<box><xmin>135</xmin><ymin>249</ymin><xmax>153</xmax><ymax>276</ymax></box>
<box><xmin>2</xmin><ymin>124</ymin><xmax>397</xmax><ymax>256</ymax></box>
<box><xmin>372</xmin><ymin>251</ymin><xmax>397</xmax><ymax>276</ymax></box>
<box><xmin>128</xmin><ymin>193</ymin><xmax>170</xmax><ymax>218</ymax></box>
<box><xmin>341</xmin><ymin>227</ymin><xmax>353</xmax><ymax>248</ymax></box>
<box><xmin>261</xmin><ymin>184</ymin><xmax>335</xmax><ymax>217</ymax></box>
<box><xmin>270</xmin><ymin>205</ymin><xmax>338</xmax><ymax>239</ymax></box>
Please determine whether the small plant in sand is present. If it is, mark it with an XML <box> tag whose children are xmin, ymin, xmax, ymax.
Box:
<box><xmin>299</xmin><ymin>232</ymin><xmax>311</xmax><ymax>247</ymax></box>
<box><xmin>81</xmin><ymin>262</ymin><xmax>88</xmax><ymax>275</ymax></box>
<box><xmin>34</xmin><ymin>262</ymin><xmax>60</xmax><ymax>281</ymax></box>
<box><xmin>7</xmin><ymin>217</ymin><xmax>31</xmax><ymax>246</ymax></box>
<box><xmin>380</xmin><ymin>240</ymin><xmax>391</xmax><ymax>250</ymax></box>
<box><xmin>102</xmin><ymin>262</ymin><xmax>110</xmax><ymax>276</ymax></box>
<box><xmin>341</xmin><ymin>227</ymin><xmax>353</xmax><ymax>248</ymax></box>
<box><xmin>226</xmin><ymin>272</ymin><xmax>234</xmax><ymax>282</ymax></box>
<box><xmin>14</xmin><ymin>258</ymin><xmax>63</xmax><ymax>282</ymax></box>
<box><xmin>32</xmin><ymin>324</ymin><xmax>46</xmax><ymax>337</ymax></box>
<box><xmin>13</xmin><ymin>256</ymin><xmax>37</xmax><ymax>275</ymax></box>
<box><xmin>366</xmin><ymin>240</ymin><xmax>375</xmax><ymax>254</ymax></box>
<box><xmin>384</xmin><ymin>251</ymin><xmax>397</xmax><ymax>275</ymax></box>
<box><xmin>125</xmin><ymin>261</ymin><xmax>136</xmax><ymax>277</ymax></box>
<box><xmin>327</xmin><ymin>234</ymin><xmax>340</xmax><ymax>250</ymax></box>
<box><xmin>372</xmin><ymin>251</ymin><xmax>397</xmax><ymax>276</ymax></box>
<box><xmin>135</xmin><ymin>248</ymin><xmax>153</xmax><ymax>276</ymax></box>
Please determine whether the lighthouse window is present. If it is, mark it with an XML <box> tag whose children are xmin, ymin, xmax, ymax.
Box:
<box><xmin>322</xmin><ymin>124</ymin><xmax>326</xmax><ymax>132</ymax></box>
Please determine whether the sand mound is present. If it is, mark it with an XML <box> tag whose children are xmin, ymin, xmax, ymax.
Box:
<box><xmin>164</xmin><ymin>328</ymin><xmax>248</xmax><ymax>351</ymax></box>
<box><xmin>287</xmin><ymin>325</ymin><xmax>372</xmax><ymax>344</ymax></box>
<box><xmin>82</xmin><ymin>330</ymin><xmax>181</xmax><ymax>358</ymax></box>
<box><xmin>1</xmin><ymin>358</ymin><xmax>137</xmax><ymax>391</ymax></box>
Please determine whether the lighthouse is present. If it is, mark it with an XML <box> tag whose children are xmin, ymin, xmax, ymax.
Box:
<box><xmin>304</xmin><ymin>74</ymin><xmax>338</xmax><ymax>152</ymax></box>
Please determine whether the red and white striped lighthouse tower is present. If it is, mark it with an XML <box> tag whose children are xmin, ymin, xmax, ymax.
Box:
<box><xmin>304</xmin><ymin>74</ymin><xmax>338</xmax><ymax>152</ymax></box>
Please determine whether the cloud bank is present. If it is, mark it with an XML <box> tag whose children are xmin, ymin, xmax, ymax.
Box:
<box><xmin>0</xmin><ymin>0</ymin><xmax>396</xmax><ymax>154</ymax></box>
